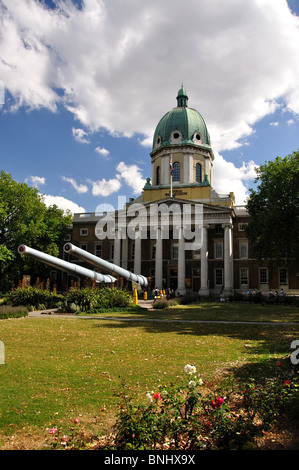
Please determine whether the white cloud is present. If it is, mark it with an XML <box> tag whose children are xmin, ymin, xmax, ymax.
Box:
<box><xmin>72</xmin><ymin>127</ymin><xmax>90</xmax><ymax>143</ymax></box>
<box><xmin>62</xmin><ymin>176</ymin><xmax>88</xmax><ymax>193</ymax></box>
<box><xmin>95</xmin><ymin>146</ymin><xmax>110</xmax><ymax>158</ymax></box>
<box><xmin>213</xmin><ymin>153</ymin><xmax>257</xmax><ymax>205</ymax></box>
<box><xmin>116</xmin><ymin>161</ymin><xmax>145</xmax><ymax>195</ymax></box>
<box><xmin>25</xmin><ymin>175</ymin><xmax>46</xmax><ymax>188</ymax></box>
<box><xmin>0</xmin><ymin>0</ymin><xmax>298</xmax><ymax>151</ymax></box>
<box><xmin>88</xmin><ymin>178</ymin><xmax>122</xmax><ymax>197</ymax></box>
<box><xmin>42</xmin><ymin>194</ymin><xmax>85</xmax><ymax>214</ymax></box>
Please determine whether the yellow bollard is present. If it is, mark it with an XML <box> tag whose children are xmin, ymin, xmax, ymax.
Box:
<box><xmin>133</xmin><ymin>288</ymin><xmax>138</xmax><ymax>305</ymax></box>
<box><xmin>143</xmin><ymin>291</ymin><xmax>147</xmax><ymax>300</ymax></box>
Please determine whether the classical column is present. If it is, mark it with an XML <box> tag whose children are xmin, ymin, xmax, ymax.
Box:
<box><xmin>223</xmin><ymin>223</ymin><xmax>233</xmax><ymax>293</ymax></box>
<box><xmin>155</xmin><ymin>227</ymin><xmax>163</xmax><ymax>290</ymax></box>
<box><xmin>121</xmin><ymin>237</ymin><xmax>128</xmax><ymax>269</ymax></box>
<box><xmin>199</xmin><ymin>225</ymin><xmax>209</xmax><ymax>296</ymax></box>
<box><xmin>114</xmin><ymin>229</ymin><xmax>121</xmax><ymax>266</ymax></box>
<box><xmin>177</xmin><ymin>227</ymin><xmax>186</xmax><ymax>295</ymax></box>
<box><xmin>183</xmin><ymin>154</ymin><xmax>193</xmax><ymax>184</ymax></box>
<box><xmin>134</xmin><ymin>231</ymin><xmax>141</xmax><ymax>274</ymax></box>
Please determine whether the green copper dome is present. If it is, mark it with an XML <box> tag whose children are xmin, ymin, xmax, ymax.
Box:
<box><xmin>152</xmin><ymin>86</ymin><xmax>211</xmax><ymax>152</ymax></box>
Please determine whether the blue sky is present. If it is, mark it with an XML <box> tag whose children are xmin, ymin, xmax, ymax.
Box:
<box><xmin>0</xmin><ymin>0</ymin><xmax>298</xmax><ymax>213</ymax></box>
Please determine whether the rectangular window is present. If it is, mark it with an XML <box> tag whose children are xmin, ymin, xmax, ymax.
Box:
<box><xmin>80</xmin><ymin>228</ymin><xmax>88</xmax><ymax>236</ymax></box>
<box><xmin>279</xmin><ymin>268</ymin><xmax>287</xmax><ymax>285</ymax></box>
<box><xmin>172</xmin><ymin>243</ymin><xmax>178</xmax><ymax>260</ymax></box>
<box><xmin>193</xmin><ymin>247</ymin><xmax>201</xmax><ymax>259</ymax></box>
<box><xmin>151</xmin><ymin>244</ymin><xmax>156</xmax><ymax>260</ymax></box>
<box><xmin>259</xmin><ymin>268</ymin><xmax>268</xmax><ymax>284</ymax></box>
<box><xmin>95</xmin><ymin>244</ymin><xmax>102</xmax><ymax>258</ymax></box>
<box><xmin>79</xmin><ymin>243</ymin><xmax>87</xmax><ymax>251</ymax></box>
<box><xmin>131</xmin><ymin>243</ymin><xmax>135</xmax><ymax>260</ymax></box>
<box><xmin>240</xmin><ymin>268</ymin><xmax>249</xmax><ymax>285</ymax></box>
<box><xmin>215</xmin><ymin>241</ymin><xmax>223</xmax><ymax>259</ymax></box>
<box><xmin>110</xmin><ymin>244</ymin><xmax>114</xmax><ymax>260</ymax></box>
<box><xmin>238</xmin><ymin>223</ymin><xmax>248</xmax><ymax>232</ymax></box>
<box><xmin>240</xmin><ymin>240</ymin><xmax>248</xmax><ymax>259</ymax></box>
<box><xmin>215</xmin><ymin>269</ymin><xmax>223</xmax><ymax>286</ymax></box>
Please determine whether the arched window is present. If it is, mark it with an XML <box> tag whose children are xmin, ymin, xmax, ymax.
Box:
<box><xmin>196</xmin><ymin>163</ymin><xmax>202</xmax><ymax>183</ymax></box>
<box><xmin>173</xmin><ymin>162</ymin><xmax>180</xmax><ymax>182</ymax></box>
<box><xmin>156</xmin><ymin>166</ymin><xmax>160</xmax><ymax>185</ymax></box>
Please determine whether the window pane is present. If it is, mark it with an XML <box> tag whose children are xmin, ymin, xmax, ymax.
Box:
<box><xmin>95</xmin><ymin>245</ymin><xmax>102</xmax><ymax>257</ymax></box>
<box><xmin>240</xmin><ymin>241</ymin><xmax>248</xmax><ymax>259</ymax></box>
<box><xmin>279</xmin><ymin>268</ymin><xmax>287</xmax><ymax>285</ymax></box>
<box><xmin>196</xmin><ymin>163</ymin><xmax>202</xmax><ymax>183</ymax></box>
<box><xmin>215</xmin><ymin>242</ymin><xmax>223</xmax><ymax>259</ymax></box>
<box><xmin>172</xmin><ymin>244</ymin><xmax>178</xmax><ymax>259</ymax></box>
<box><xmin>173</xmin><ymin>162</ymin><xmax>180</xmax><ymax>182</ymax></box>
<box><xmin>240</xmin><ymin>268</ymin><xmax>248</xmax><ymax>284</ymax></box>
<box><xmin>215</xmin><ymin>269</ymin><xmax>223</xmax><ymax>285</ymax></box>
<box><xmin>156</xmin><ymin>166</ymin><xmax>160</xmax><ymax>185</ymax></box>
<box><xmin>260</xmin><ymin>269</ymin><xmax>267</xmax><ymax>284</ymax></box>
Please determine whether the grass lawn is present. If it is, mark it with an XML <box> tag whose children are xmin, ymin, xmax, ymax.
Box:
<box><xmin>0</xmin><ymin>302</ymin><xmax>298</xmax><ymax>449</ymax></box>
<box><xmin>80</xmin><ymin>301</ymin><xmax>299</xmax><ymax>323</ymax></box>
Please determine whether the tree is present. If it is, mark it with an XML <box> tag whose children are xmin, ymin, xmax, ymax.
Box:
<box><xmin>0</xmin><ymin>170</ymin><xmax>73</xmax><ymax>290</ymax></box>
<box><xmin>245</xmin><ymin>151</ymin><xmax>299</xmax><ymax>266</ymax></box>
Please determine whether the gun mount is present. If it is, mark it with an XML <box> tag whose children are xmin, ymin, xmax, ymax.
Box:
<box><xmin>18</xmin><ymin>245</ymin><xmax>116</xmax><ymax>283</ymax></box>
<box><xmin>63</xmin><ymin>243</ymin><xmax>148</xmax><ymax>288</ymax></box>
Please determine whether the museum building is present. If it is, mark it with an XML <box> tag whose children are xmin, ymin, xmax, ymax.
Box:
<box><xmin>64</xmin><ymin>86</ymin><xmax>299</xmax><ymax>295</ymax></box>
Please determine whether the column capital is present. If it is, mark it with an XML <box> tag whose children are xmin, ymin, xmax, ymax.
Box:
<box><xmin>222</xmin><ymin>223</ymin><xmax>233</xmax><ymax>229</ymax></box>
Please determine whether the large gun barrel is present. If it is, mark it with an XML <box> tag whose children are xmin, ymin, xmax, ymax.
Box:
<box><xmin>18</xmin><ymin>245</ymin><xmax>116</xmax><ymax>283</ymax></box>
<box><xmin>63</xmin><ymin>243</ymin><xmax>148</xmax><ymax>288</ymax></box>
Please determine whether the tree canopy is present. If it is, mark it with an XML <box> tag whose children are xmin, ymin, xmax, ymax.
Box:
<box><xmin>245</xmin><ymin>150</ymin><xmax>299</xmax><ymax>266</ymax></box>
<box><xmin>0</xmin><ymin>170</ymin><xmax>73</xmax><ymax>290</ymax></box>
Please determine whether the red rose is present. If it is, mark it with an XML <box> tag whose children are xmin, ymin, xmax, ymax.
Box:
<box><xmin>211</xmin><ymin>397</ymin><xmax>225</xmax><ymax>408</ymax></box>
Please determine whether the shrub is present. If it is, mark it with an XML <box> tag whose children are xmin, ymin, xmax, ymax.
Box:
<box><xmin>228</xmin><ymin>290</ymin><xmax>299</xmax><ymax>306</ymax></box>
<box><xmin>59</xmin><ymin>286</ymin><xmax>132</xmax><ymax>313</ymax></box>
<box><xmin>152</xmin><ymin>300</ymin><xmax>169</xmax><ymax>309</ymax></box>
<box><xmin>5</xmin><ymin>286</ymin><xmax>63</xmax><ymax>310</ymax></box>
<box><xmin>0</xmin><ymin>305</ymin><xmax>29</xmax><ymax>319</ymax></box>
<box><xmin>108</xmin><ymin>359</ymin><xmax>299</xmax><ymax>450</ymax></box>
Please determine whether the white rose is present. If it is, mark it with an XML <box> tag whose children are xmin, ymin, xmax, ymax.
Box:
<box><xmin>146</xmin><ymin>392</ymin><xmax>153</xmax><ymax>404</ymax></box>
<box><xmin>184</xmin><ymin>364</ymin><xmax>197</xmax><ymax>375</ymax></box>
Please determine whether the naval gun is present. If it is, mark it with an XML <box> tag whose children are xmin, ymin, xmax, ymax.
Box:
<box><xmin>63</xmin><ymin>242</ymin><xmax>148</xmax><ymax>288</ymax></box>
<box><xmin>18</xmin><ymin>245</ymin><xmax>116</xmax><ymax>283</ymax></box>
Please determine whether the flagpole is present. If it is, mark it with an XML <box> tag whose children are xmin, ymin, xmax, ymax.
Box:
<box><xmin>170</xmin><ymin>155</ymin><xmax>173</xmax><ymax>198</ymax></box>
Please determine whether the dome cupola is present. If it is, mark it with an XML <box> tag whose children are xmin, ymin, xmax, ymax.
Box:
<box><xmin>152</xmin><ymin>85</ymin><xmax>212</xmax><ymax>153</ymax></box>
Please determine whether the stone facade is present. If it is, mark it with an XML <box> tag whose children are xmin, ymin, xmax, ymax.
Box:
<box><xmin>61</xmin><ymin>87</ymin><xmax>299</xmax><ymax>296</ymax></box>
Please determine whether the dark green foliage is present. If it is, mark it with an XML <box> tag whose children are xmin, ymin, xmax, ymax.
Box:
<box><xmin>5</xmin><ymin>286</ymin><xmax>63</xmax><ymax>310</ymax></box>
<box><xmin>246</xmin><ymin>151</ymin><xmax>299</xmax><ymax>266</ymax></box>
<box><xmin>59</xmin><ymin>286</ymin><xmax>132</xmax><ymax>313</ymax></box>
<box><xmin>0</xmin><ymin>170</ymin><xmax>72</xmax><ymax>290</ymax></box>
